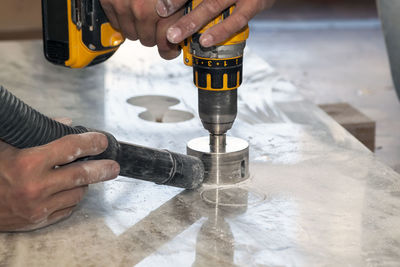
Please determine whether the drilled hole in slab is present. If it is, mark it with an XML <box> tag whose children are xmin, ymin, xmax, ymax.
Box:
<box><xmin>127</xmin><ymin>95</ymin><xmax>179</xmax><ymax>108</ymax></box>
<box><xmin>127</xmin><ymin>95</ymin><xmax>194</xmax><ymax>123</ymax></box>
<box><xmin>138</xmin><ymin>110</ymin><xmax>194</xmax><ymax>123</ymax></box>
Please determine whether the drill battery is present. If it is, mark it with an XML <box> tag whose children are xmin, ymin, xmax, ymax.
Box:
<box><xmin>42</xmin><ymin>0</ymin><xmax>124</xmax><ymax>68</ymax></box>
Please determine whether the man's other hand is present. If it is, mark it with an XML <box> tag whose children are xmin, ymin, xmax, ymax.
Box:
<box><xmin>0</xmin><ymin>132</ymin><xmax>120</xmax><ymax>232</ymax></box>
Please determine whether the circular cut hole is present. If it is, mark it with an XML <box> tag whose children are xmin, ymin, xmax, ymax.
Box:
<box><xmin>127</xmin><ymin>95</ymin><xmax>194</xmax><ymax>123</ymax></box>
<box><xmin>127</xmin><ymin>95</ymin><xmax>179</xmax><ymax>108</ymax></box>
<box><xmin>138</xmin><ymin>110</ymin><xmax>194</xmax><ymax>123</ymax></box>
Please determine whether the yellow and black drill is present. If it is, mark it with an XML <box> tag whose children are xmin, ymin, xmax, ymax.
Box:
<box><xmin>182</xmin><ymin>0</ymin><xmax>249</xmax><ymax>152</ymax></box>
<box><xmin>42</xmin><ymin>0</ymin><xmax>248</xmax><ymax>153</ymax></box>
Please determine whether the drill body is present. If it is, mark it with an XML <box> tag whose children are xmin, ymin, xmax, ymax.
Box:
<box><xmin>182</xmin><ymin>0</ymin><xmax>249</xmax><ymax>151</ymax></box>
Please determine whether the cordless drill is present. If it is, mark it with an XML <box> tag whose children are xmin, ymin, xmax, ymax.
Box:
<box><xmin>182</xmin><ymin>0</ymin><xmax>249</xmax><ymax>152</ymax></box>
<box><xmin>42</xmin><ymin>0</ymin><xmax>248</xmax><ymax>152</ymax></box>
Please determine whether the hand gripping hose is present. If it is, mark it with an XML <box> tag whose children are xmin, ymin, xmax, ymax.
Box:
<box><xmin>0</xmin><ymin>86</ymin><xmax>204</xmax><ymax>189</ymax></box>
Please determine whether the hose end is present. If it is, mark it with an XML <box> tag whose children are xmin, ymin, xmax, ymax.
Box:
<box><xmin>164</xmin><ymin>152</ymin><xmax>205</xmax><ymax>189</ymax></box>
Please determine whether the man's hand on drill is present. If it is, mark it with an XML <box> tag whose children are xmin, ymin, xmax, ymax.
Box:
<box><xmin>99</xmin><ymin>0</ymin><xmax>184</xmax><ymax>59</ymax></box>
<box><xmin>157</xmin><ymin>0</ymin><xmax>275</xmax><ymax>47</ymax></box>
<box><xmin>100</xmin><ymin>0</ymin><xmax>274</xmax><ymax>59</ymax></box>
<box><xmin>0</xmin><ymin>132</ymin><xmax>120</xmax><ymax>232</ymax></box>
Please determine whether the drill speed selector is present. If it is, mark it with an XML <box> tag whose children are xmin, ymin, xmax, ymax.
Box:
<box><xmin>193</xmin><ymin>55</ymin><xmax>243</xmax><ymax>91</ymax></box>
<box><xmin>182</xmin><ymin>0</ymin><xmax>249</xmax><ymax>92</ymax></box>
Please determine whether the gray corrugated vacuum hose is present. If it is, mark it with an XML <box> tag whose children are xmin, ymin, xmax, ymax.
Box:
<box><xmin>0</xmin><ymin>86</ymin><xmax>204</xmax><ymax>189</ymax></box>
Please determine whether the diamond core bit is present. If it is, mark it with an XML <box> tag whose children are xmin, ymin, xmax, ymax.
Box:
<box><xmin>187</xmin><ymin>136</ymin><xmax>249</xmax><ymax>185</ymax></box>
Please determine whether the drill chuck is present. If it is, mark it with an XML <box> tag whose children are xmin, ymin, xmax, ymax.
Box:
<box><xmin>198</xmin><ymin>89</ymin><xmax>237</xmax><ymax>135</ymax></box>
<box><xmin>194</xmin><ymin>42</ymin><xmax>244</xmax><ymax>136</ymax></box>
